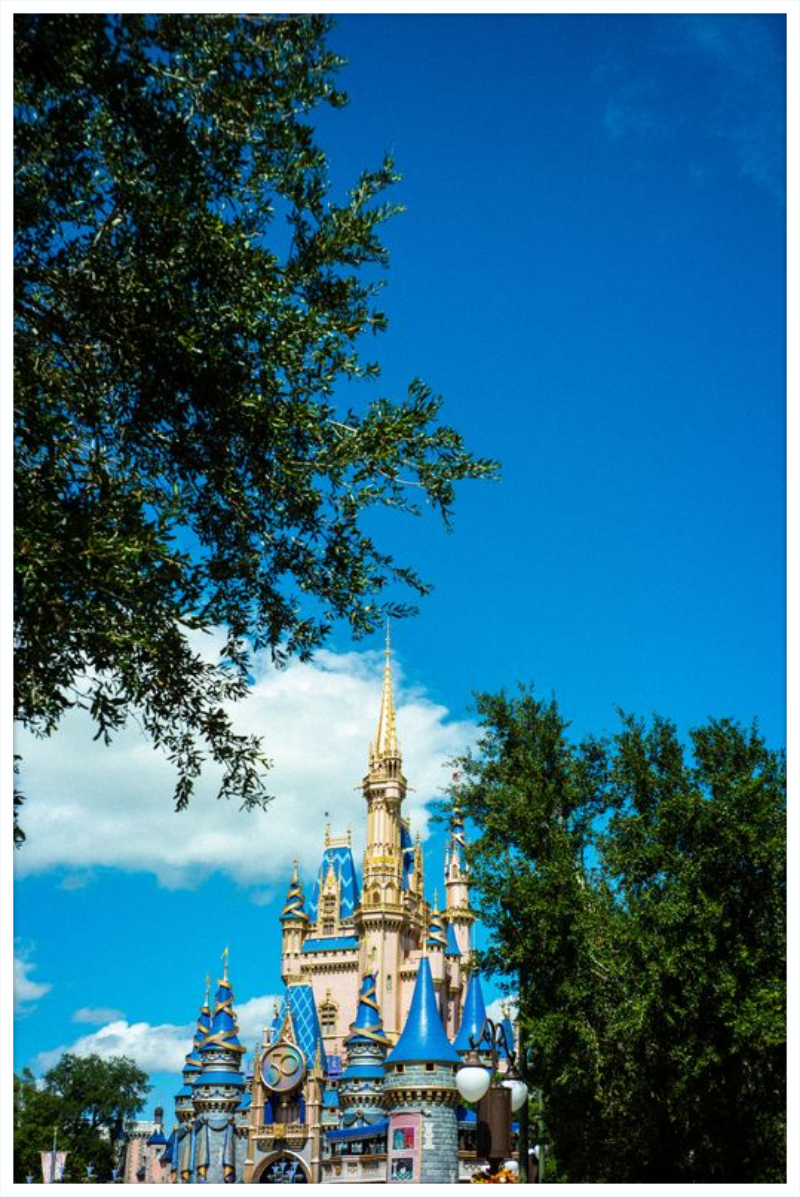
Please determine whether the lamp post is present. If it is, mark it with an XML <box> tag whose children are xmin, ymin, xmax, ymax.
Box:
<box><xmin>455</xmin><ymin>1018</ymin><xmax>529</xmax><ymax>1178</ymax></box>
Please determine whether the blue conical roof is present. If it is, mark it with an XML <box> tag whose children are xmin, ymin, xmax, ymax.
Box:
<box><xmin>200</xmin><ymin>970</ymin><xmax>245</xmax><ymax>1056</ymax></box>
<box><xmin>453</xmin><ymin>972</ymin><xmax>492</xmax><ymax>1053</ymax></box>
<box><xmin>160</xmin><ymin>1128</ymin><xmax>177</xmax><ymax>1166</ymax></box>
<box><xmin>181</xmin><ymin>985</ymin><xmax>211</xmax><ymax>1075</ymax></box>
<box><xmin>445</xmin><ymin>921</ymin><xmax>461</xmax><ymax>958</ymax></box>
<box><xmin>345</xmin><ymin>973</ymin><xmax>390</xmax><ymax>1047</ymax></box>
<box><xmin>387</xmin><ymin>957</ymin><xmax>460</xmax><ymax>1065</ymax></box>
<box><xmin>500</xmin><ymin>1015</ymin><xmax>516</xmax><ymax>1059</ymax></box>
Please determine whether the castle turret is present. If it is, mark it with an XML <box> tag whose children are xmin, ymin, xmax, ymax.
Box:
<box><xmin>357</xmin><ymin>625</ymin><xmax>408</xmax><ymax>1038</ymax></box>
<box><xmin>427</xmin><ymin>893</ymin><xmax>448</xmax><ymax>1000</ymax></box>
<box><xmin>443</xmin><ymin>918</ymin><xmax>463</xmax><ymax>1038</ymax></box>
<box><xmin>384</xmin><ymin>957</ymin><xmax>461</xmax><ymax>1184</ymax></box>
<box><xmin>281</xmin><ymin>859</ymin><xmax>310</xmax><ymax>983</ymax></box>
<box><xmin>444</xmin><ymin>803</ymin><xmax>474</xmax><ymax>962</ymax></box>
<box><xmin>339</xmin><ymin>973</ymin><xmax>391</xmax><ymax>1123</ymax></box>
<box><xmin>174</xmin><ymin>981</ymin><xmax>211</xmax><ymax>1125</ymax></box>
<box><xmin>453</xmin><ymin>971</ymin><xmax>492</xmax><ymax>1055</ymax></box>
<box><xmin>192</xmin><ymin>951</ymin><xmax>246</xmax><ymax>1183</ymax></box>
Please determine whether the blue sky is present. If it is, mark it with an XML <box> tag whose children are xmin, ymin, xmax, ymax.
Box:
<box><xmin>12</xmin><ymin>11</ymin><xmax>789</xmax><ymax>1126</ymax></box>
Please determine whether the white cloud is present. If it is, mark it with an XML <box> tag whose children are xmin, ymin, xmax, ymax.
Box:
<box><xmin>485</xmin><ymin>995</ymin><xmax>518</xmax><ymax>1026</ymax></box>
<box><xmin>33</xmin><ymin>992</ymin><xmax>282</xmax><ymax>1076</ymax></box>
<box><xmin>15</xmin><ymin>643</ymin><xmax>476</xmax><ymax>889</ymax></box>
<box><xmin>72</xmin><ymin>1006</ymin><xmax>126</xmax><ymax>1024</ymax></box>
<box><xmin>236</xmin><ymin>993</ymin><xmax>284</xmax><ymax>1049</ymax></box>
<box><xmin>14</xmin><ymin>949</ymin><xmax>52</xmax><ymax>1015</ymax></box>
<box><xmin>33</xmin><ymin>1018</ymin><xmax>195</xmax><ymax>1076</ymax></box>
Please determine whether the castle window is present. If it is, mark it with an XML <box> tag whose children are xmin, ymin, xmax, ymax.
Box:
<box><xmin>320</xmin><ymin>1002</ymin><xmax>337</xmax><ymax>1035</ymax></box>
<box><xmin>322</xmin><ymin>894</ymin><xmax>336</xmax><ymax>936</ymax></box>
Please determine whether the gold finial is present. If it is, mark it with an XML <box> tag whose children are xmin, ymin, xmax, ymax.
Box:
<box><xmin>433</xmin><ymin>888</ymin><xmax>439</xmax><ymax>913</ymax></box>
<box><xmin>222</xmin><ymin>945</ymin><xmax>229</xmax><ymax>981</ymax></box>
<box><xmin>291</xmin><ymin>859</ymin><xmax>299</xmax><ymax>883</ymax></box>
<box><xmin>204</xmin><ymin>974</ymin><xmax>211</xmax><ymax>1005</ymax></box>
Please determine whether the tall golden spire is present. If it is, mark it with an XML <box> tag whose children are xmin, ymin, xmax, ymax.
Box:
<box><xmin>371</xmin><ymin>621</ymin><xmax>399</xmax><ymax>765</ymax></box>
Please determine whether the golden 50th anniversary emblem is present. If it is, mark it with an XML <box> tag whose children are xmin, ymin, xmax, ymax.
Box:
<box><xmin>261</xmin><ymin>1043</ymin><xmax>306</xmax><ymax>1092</ymax></box>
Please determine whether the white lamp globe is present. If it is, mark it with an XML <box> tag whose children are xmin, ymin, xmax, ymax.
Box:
<box><xmin>456</xmin><ymin>1064</ymin><xmax>492</xmax><ymax>1103</ymax></box>
<box><xmin>502</xmin><ymin>1077</ymin><xmax>529</xmax><ymax>1112</ymax></box>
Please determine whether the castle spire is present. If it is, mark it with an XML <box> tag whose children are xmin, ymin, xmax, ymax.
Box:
<box><xmin>340</xmin><ymin>974</ymin><xmax>390</xmax><ymax>1122</ymax></box>
<box><xmin>427</xmin><ymin>891</ymin><xmax>448</xmax><ymax>950</ymax></box>
<box><xmin>174</xmin><ymin>982</ymin><xmax>213</xmax><ymax>1125</ymax></box>
<box><xmin>344</xmin><ymin>973</ymin><xmax>391</xmax><ymax>1049</ymax></box>
<box><xmin>371</xmin><ymin>621</ymin><xmax>400</xmax><ymax>767</ymax></box>
<box><xmin>452</xmin><ymin>972</ymin><xmax>492</xmax><ymax>1054</ymax></box>
<box><xmin>386</xmin><ymin>956</ymin><xmax>460</xmax><ymax>1065</ymax></box>
<box><xmin>360</xmin><ymin>624</ymin><xmax>408</xmax><ymax>1038</ymax></box>
<box><xmin>200</xmin><ymin>954</ymin><xmax>245</xmax><ymax>1057</ymax></box>
<box><xmin>280</xmin><ymin>860</ymin><xmax>309</xmax><ymax>923</ymax></box>
<box><xmin>445</xmin><ymin>797</ymin><xmax>474</xmax><ymax>961</ymax></box>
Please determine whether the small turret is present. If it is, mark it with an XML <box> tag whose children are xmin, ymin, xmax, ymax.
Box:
<box><xmin>386</xmin><ymin>956</ymin><xmax>460</xmax><ymax>1068</ymax></box>
<box><xmin>427</xmin><ymin>893</ymin><xmax>448</xmax><ymax>952</ymax></box>
<box><xmin>384</xmin><ymin>958</ymin><xmax>461</xmax><ymax>1184</ymax></box>
<box><xmin>452</xmin><ymin>972</ymin><xmax>492</xmax><ymax>1054</ymax></box>
<box><xmin>174</xmin><ymin>980</ymin><xmax>211</xmax><ymax>1125</ymax></box>
<box><xmin>444</xmin><ymin>802</ymin><xmax>474</xmax><ymax>961</ymax></box>
<box><xmin>427</xmin><ymin>891</ymin><xmax>448</xmax><ymax>1007</ymax></box>
<box><xmin>340</xmin><ymin>973</ymin><xmax>391</xmax><ymax>1122</ymax></box>
<box><xmin>281</xmin><ymin>860</ymin><xmax>310</xmax><ymax>982</ymax></box>
<box><xmin>193</xmin><ymin>950</ymin><xmax>246</xmax><ymax>1111</ymax></box>
<box><xmin>191</xmin><ymin>951</ymin><xmax>246</xmax><ymax>1183</ymax></box>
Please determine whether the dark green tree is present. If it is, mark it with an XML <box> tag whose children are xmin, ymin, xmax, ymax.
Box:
<box><xmin>14</xmin><ymin>1054</ymin><xmax>151</xmax><ymax>1183</ymax></box>
<box><xmin>452</xmin><ymin>688</ymin><xmax>786</xmax><ymax>1183</ymax></box>
<box><xmin>14</xmin><ymin>13</ymin><xmax>497</xmax><ymax>837</ymax></box>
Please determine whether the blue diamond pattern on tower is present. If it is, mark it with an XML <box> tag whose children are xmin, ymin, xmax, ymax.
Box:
<box><xmin>286</xmin><ymin>984</ymin><xmax>327</xmax><ymax>1072</ymax></box>
<box><xmin>307</xmin><ymin>844</ymin><xmax>360</xmax><ymax>919</ymax></box>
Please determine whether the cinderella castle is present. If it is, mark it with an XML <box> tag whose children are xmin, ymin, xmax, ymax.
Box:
<box><xmin>130</xmin><ymin>634</ymin><xmax>513</xmax><ymax>1184</ymax></box>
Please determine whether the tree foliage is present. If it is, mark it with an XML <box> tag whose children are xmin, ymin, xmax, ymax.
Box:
<box><xmin>14</xmin><ymin>1053</ymin><xmax>151</xmax><ymax>1183</ymax></box>
<box><xmin>14</xmin><ymin>13</ymin><xmax>497</xmax><ymax>833</ymax></box>
<box><xmin>452</xmin><ymin>688</ymin><xmax>786</xmax><ymax>1183</ymax></box>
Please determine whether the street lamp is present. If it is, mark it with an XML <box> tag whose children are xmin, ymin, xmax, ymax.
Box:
<box><xmin>455</xmin><ymin>1017</ymin><xmax>529</xmax><ymax>1177</ymax></box>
